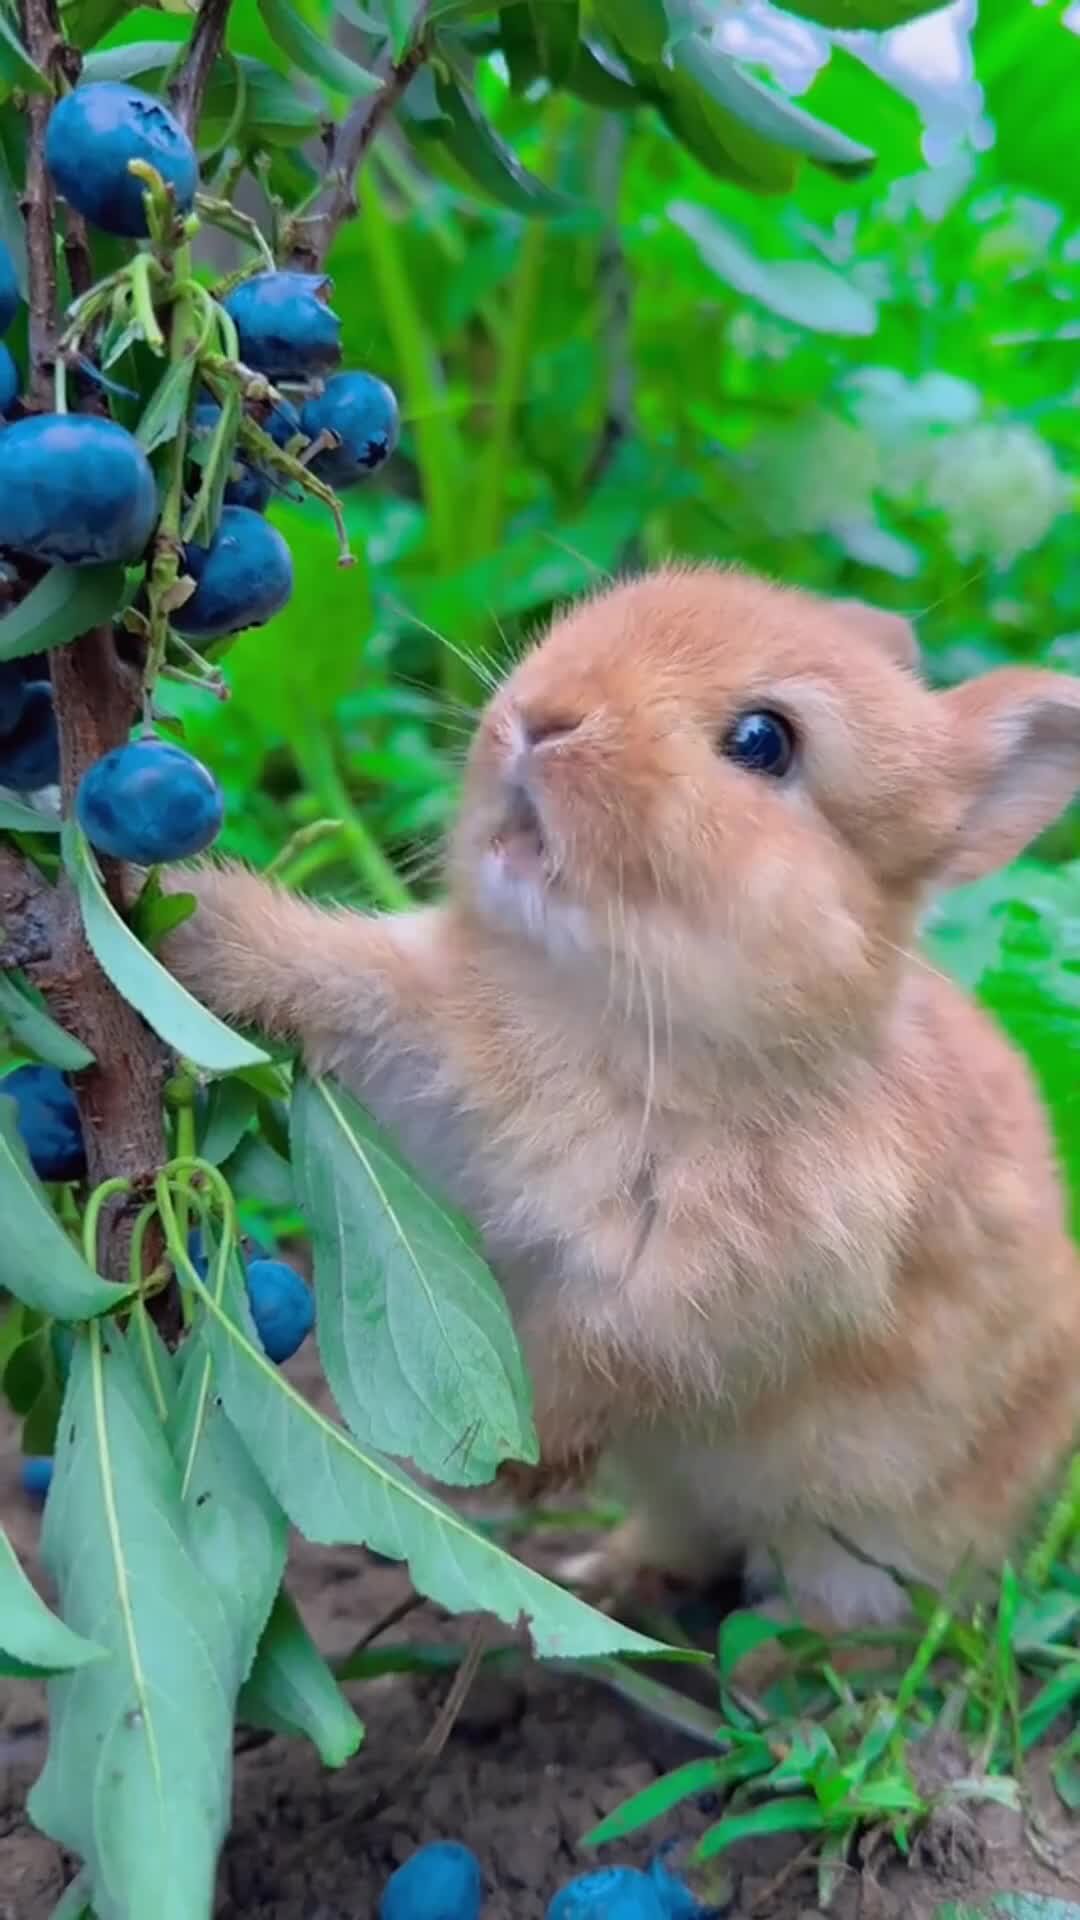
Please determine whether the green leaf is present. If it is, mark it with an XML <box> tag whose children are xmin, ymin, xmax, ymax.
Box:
<box><xmin>0</xmin><ymin>1524</ymin><xmax>105</xmax><ymax>1677</ymax></box>
<box><xmin>0</xmin><ymin>1099</ymin><xmax>134</xmax><ymax>1319</ymax></box>
<box><xmin>291</xmin><ymin>1072</ymin><xmax>536</xmax><ymax>1486</ymax></box>
<box><xmin>671</xmin><ymin>36</ymin><xmax>875</xmax><ymax>177</ymax></box>
<box><xmin>585</xmin><ymin>1754</ymin><xmax>756</xmax><ymax>1846</ymax></box>
<box><xmin>169</xmin><ymin>1321</ymin><xmax>287</xmax><ymax>1690</ymax></box>
<box><xmin>0</xmin><ymin>564</ymin><xmax>128</xmax><ymax>663</ymax></box>
<box><xmin>0</xmin><ymin>975</ymin><xmax>94</xmax><ymax>1071</ymax></box>
<box><xmin>975</xmin><ymin>0</ymin><xmax>1080</xmax><ymax>213</ymax></box>
<box><xmin>65</xmin><ymin>825</ymin><xmax>271</xmax><ymax>1074</ymax></box>
<box><xmin>222</xmin><ymin>1131</ymin><xmax>295</xmax><ymax>1208</ymax></box>
<box><xmin>135</xmin><ymin>358</ymin><xmax>196</xmax><ymax>455</ymax></box>
<box><xmin>368</xmin><ymin>0</ymin><xmax>417</xmax><ymax>58</ymax></box>
<box><xmin>256</xmin><ymin>0</ymin><xmax>382</xmax><ymax>100</ymax></box>
<box><xmin>27</xmin><ymin>1324</ymin><xmax>238</xmax><ymax>1920</ymax></box>
<box><xmin>0</xmin><ymin>9</ymin><xmax>50</xmax><ymax>95</ymax></box>
<box><xmin>669</xmin><ymin>201</ymin><xmax>877</xmax><ymax>337</ymax></box>
<box><xmin>238</xmin><ymin>1587</ymin><xmax>364</xmax><ymax>1766</ymax></box>
<box><xmin>925</xmin><ymin>863</ymin><xmax>1080</xmax><ymax>1229</ymax></box>
<box><xmin>772</xmin><ymin>0</ymin><xmax>947</xmax><ymax>23</ymax></box>
<box><xmin>194</xmin><ymin>1258</ymin><xmax>670</xmax><ymax>1662</ymax></box>
<box><xmin>196</xmin><ymin>1076</ymin><xmax>257</xmax><ymax>1167</ymax></box>
<box><xmin>718</xmin><ymin>1607</ymin><xmax>793</xmax><ymax>1680</ymax></box>
<box><xmin>696</xmin><ymin>1795</ymin><xmax>826</xmax><ymax>1859</ymax></box>
<box><xmin>588</xmin><ymin>0</ymin><xmax>666</xmax><ymax>62</ymax></box>
<box><xmin>406</xmin><ymin>68</ymin><xmax>570</xmax><ymax>216</ymax></box>
<box><xmin>0</xmin><ymin>792</ymin><xmax>61</xmax><ymax>832</ymax></box>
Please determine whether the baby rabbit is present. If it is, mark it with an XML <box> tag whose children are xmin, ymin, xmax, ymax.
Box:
<box><xmin>163</xmin><ymin>566</ymin><xmax>1080</xmax><ymax>1649</ymax></box>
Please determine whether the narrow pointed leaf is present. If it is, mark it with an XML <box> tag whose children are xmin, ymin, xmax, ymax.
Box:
<box><xmin>696</xmin><ymin>1795</ymin><xmax>826</xmax><ymax>1859</ymax></box>
<box><xmin>776</xmin><ymin>0</ymin><xmax>947</xmax><ymax>23</ymax></box>
<box><xmin>27</xmin><ymin>1326</ymin><xmax>238</xmax><ymax>1920</ymax></box>
<box><xmin>196</xmin><ymin>1262</ymin><xmax>670</xmax><ymax>1662</ymax></box>
<box><xmin>670</xmin><ymin>201</ymin><xmax>876</xmax><ymax>336</ymax></box>
<box><xmin>408</xmin><ymin>69</ymin><xmax>569</xmax><ymax>216</ymax></box>
<box><xmin>0</xmin><ymin>1525</ymin><xmax>105</xmax><ymax>1677</ymax></box>
<box><xmin>238</xmin><ymin>1587</ymin><xmax>364</xmax><ymax>1766</ymax></box>
<box><xmin>0</xmin><ymin>792</ymin><xmax>61</xmax><ymax>832</ymax></box>
<box><xmin>257</xmin><ymin>0</ymin><xmax>381</xmax><ymax>99</ymax></box>
<box><xmin>0</xmin><ymin>564</ymin><xmax>127</xmax><ymax>662</ymax></box>
<box><xmin>291</xmin><ymin>1072</ymin><xmax>536</xmax><ymax>1485</ymax></box>
<box><xmin>0</xmin><ymin>974</ymin><xmax>94</xmax><ymax>1071</ymax></box>
<box><xmin>0</xmin><ymin>1100</ymin><xmax>134</xmax><ymax>1319</ymax></box>
<box><xmin>0</xmin><ymin>10</ymin><xmax>49</xmax><ymax>95</ymax></box>
<box><xmin>672</xmin><ymin>36</ymin><xmax>875</xmax><ymax>176</ymax></box>
<box><xmin>66</xmin><ymin>826</ymin><xmax>270</xmax><ymax>1073</ymax></box>
<box><xmin>589</xmin><ymin>0</ymin><xmax>666</xmax><ymax>61</ymax></box>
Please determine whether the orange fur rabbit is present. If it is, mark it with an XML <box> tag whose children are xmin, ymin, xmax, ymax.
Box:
<box><xmin>162</xmin><ymin>567</ymin><xmax>1080</xmax><ymax>1644</ymax></box>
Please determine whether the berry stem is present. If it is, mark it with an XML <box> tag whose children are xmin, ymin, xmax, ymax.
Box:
<box><xmin>167</xmin><ymin>0</ymin><xmax>233</xmax><ymax>142</ymax></box>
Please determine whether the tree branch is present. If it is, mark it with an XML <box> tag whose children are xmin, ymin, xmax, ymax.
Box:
<box><xmin>167</xmin><ymin>0</ymin><xmax>232</xmax><ymax>141</ymax></box>
<box><xmin>18</xmin><ymin>0</ymin><xmax>172</xmax><ymax>1299</ymax></box>
<box><xmin>286</xmin><ymin>2</ymin><xmax>433</xmax><ymax>272</ymax></box>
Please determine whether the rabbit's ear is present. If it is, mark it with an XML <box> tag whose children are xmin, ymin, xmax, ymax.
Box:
<box><xmin>832</xmin><ymin>600</ymin><xmax>920</xmax><ymax>672</ymax></box>
<box><xmin>939</xmin><ymin>668</ymin><xmax>1080</xmax><ymax>885</ymax></box>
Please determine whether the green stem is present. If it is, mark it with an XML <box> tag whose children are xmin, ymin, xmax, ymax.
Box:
<box><xmin>471</xmin><ymin>97</ymin><xmax>565</xmax><ymax>563</ymax></box>
<box><xmin>82</xmin><ymin>1178</ymin><xmax>133</xmax><ymax>1270</ymax></box>
<box><xmin>295</xmin><ymin>733</ymin><xmax>412</xmax><ymax>912</ymax></box>
<box><xmin>1024</xmin><ymin>1451</ymin><xmax>1080</xmax><ymax>1588</ymax></box>
<box><xmin>360</xmin><ymin>168</ymin><xmax>467</xmax><ymax>703</ymax></box>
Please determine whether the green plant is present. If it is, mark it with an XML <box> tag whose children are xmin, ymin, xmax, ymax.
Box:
<box><xmin>2</xmin><ymin>0</ymin><xmax>1080</xmax><ymax>1915</ymax></box>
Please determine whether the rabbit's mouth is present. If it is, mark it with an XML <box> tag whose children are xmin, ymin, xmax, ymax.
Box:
<box><xmin>492</xmin><ymin>780</ymin><xmax>545</xmax><ymax>864</ymax></box>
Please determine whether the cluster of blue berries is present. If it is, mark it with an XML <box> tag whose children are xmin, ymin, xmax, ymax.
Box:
<box><xmin>377</xmin><ymin>1843</ymin><xmax>711</xmax><ymax>1920</ymax></box>
<box><xmin>0</xmin><ymin>80</ymin><xmax>399</xmax><ymax>867</ymax></box>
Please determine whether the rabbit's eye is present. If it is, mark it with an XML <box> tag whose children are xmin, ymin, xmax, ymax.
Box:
<box><xmin>721</xmin><ymin>710</ymin><xmax>796</xmax><ymax>778</ymax></box>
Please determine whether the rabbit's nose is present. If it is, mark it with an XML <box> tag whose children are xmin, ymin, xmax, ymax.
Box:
<box><xmin>520</xmin><ymin>708</ymin><xmax>582</xmax><ymax>751</ymax></box>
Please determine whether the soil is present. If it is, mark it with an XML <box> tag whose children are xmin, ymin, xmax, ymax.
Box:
<box><xmin>2</xmin><ymin>1343</ymin><xmax>1078</xmax><ymax>1920</ymax></box>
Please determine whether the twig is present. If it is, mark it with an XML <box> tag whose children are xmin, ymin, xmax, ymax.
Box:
<box><xmin>20</xmin><ymin>0</ymin><xmax>71</xmax><ymax>406</ymax></box>
<box><xmin>0</xmin><ymin>843</ymin><xmax>56</xmax><ymax>971</ymax></box>
<box><xmin>286</xmin><ymin>1</ymin><xmax>433</xmax><ymax>272</ymax></box>
<box><xmin>167</xmin><ymin>0</ymin><xmax>233</xmax><ymax>141</ymax></box>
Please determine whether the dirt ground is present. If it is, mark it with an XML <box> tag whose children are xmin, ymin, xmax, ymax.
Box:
<box><xmin>2</xmin><ymin>1343</ymin><xmax>1078</xmax><ymax>1920</ymax></box>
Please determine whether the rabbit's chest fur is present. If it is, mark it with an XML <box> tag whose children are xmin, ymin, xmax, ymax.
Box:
<box><xmin>333</xmin><ymin>994</ymin><xmax>912</xmax><ymax>1411</ymax></box>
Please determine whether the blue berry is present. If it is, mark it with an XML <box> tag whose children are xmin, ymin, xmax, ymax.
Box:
<box><xmin>174</xmin><ymin>504</ymin><xmax>293</xmax><ymax>641</ymax></box>
<box><xmin>265</xmin><ymin>397</ymin><xmax>302</xmax><ymax>450</ymax></box>
<box><xmin>0</xmin><ymin>343</ymin><xmax>19</xmax><ymax>415</ymax></box>
<box><xmin>648</xmin><ymin>1856</ymin><xmax>708</xmax><ymax>1919</ymax></box>
<box><xmin>379</xmin><ymin>1842</ymin><xmax>483</xmax><ymax>1920</ymax></box>
<box><xmin>245</xmin><ymin>1259</ymin><xmax>314</xmax><ymax>1365</ymax></box>
<box><xmin>76</xmin><ymin>738</ymin><xmax>224</xmax><ymax>864</ymax></box>
<box><xmin>0</xmin><ymin>239</ymin><xmax>19</xmax><ymax>334</ymax></box>
<box><xmin>3</xmin><ymin>1065</ymin><xmax>86</xmax><ymax>1183</ymax></box>
<box><xmin>45</xmin><ymin>82</ymin><xmax>197</xmax><ymax>238</ymax></box>
<box><xmin>0</xmin><ymin>683</ymin><xmax>59</xmax><ymax>791</ymax></box>
<box><xmin>300</xmin><ymin>371</ymin><xmax>400</xmax><ymax>489</ymax></box>
<box><xmin>21</xmin><ymin>1456</ymin><xmax>53</xmax><ymax>1503</ymax></box>
<box><xmin>0</xmin><ymin>661</ymin><xmax>28</xmax><ymax>734</ymax></box>
<box><xmin>222</xmin><ymin>271</ymin><xmax>342</xmax><ymax>380</ymax></box>
<box><xmin>0</xmin><ymin>414</ymin><xmax>158</xmax><ymax>565</ymax></box>
<box><xmin>547</xmin><ymin>1869</ymin><xmax>666</xmax><ymax>1920</ymax></box>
